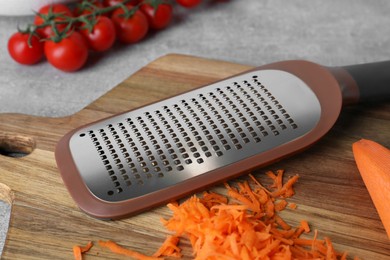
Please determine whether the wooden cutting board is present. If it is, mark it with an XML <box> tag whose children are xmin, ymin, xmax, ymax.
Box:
<box><xmin>0</xmin><ymin>54</ymin><xmax>389</xmax><ymax>259</ymax></box>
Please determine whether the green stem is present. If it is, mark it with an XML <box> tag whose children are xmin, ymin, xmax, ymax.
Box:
<box><xmin>32</xmin><ymin>0</ymin><xmax>145</xmax><ymax>39</ymax></box>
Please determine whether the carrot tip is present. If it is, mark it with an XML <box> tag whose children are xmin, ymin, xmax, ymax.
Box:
<box><xmin>352</xmin><ymin>139</ymin><xmax>390</xmax><ymax>239</ymax></box>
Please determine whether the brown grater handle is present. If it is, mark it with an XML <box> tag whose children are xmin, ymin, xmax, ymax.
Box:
<box><xmin>329</xmin><ymin>60</ymin><xmax>390</xmax><ymax>105</ymax></box>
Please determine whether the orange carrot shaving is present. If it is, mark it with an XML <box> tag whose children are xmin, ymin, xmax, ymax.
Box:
<box><xmin>73</xmin><ymin>246</ymin><xmax>82</xmax><ymax>260</ymax></box>
<box><xmin>249</xmin><ymin>173</ymin><xmax>272</xmax><ymax>196</ymax></box>
<box><xmin>265</xmin><ymin>170</ymin><xmax>277</xmax><ymax>181</ymax></box>
<box><xmin>325</xmin><ymin>237</ymin><xmax>337</xmax><ymax>259</ymax></box>
<box><xmin>300</xmin><ymin>220</ymin><xmax>311</xmax><ymax>233</ymax></box>
<box><xmin>73</xmin><ymin>241</ymin><xmax>93</xmax><ymax>260</ymax></box>
<box><xmin>264</xmin><ymin>198</ymin><xmax>275</xmax><ymax>218</ymax></box>
<box><xmin>153</xmin><ymin>235</ymin><xmax>182</xmax><ymax>258</ymax></box>
<box><xmin>352</xmin><ymin>139</ymin><xmax>390</xmax><ymax>239</ymax></box>
<box><xmin>275</xmin><ymin>169</ymin><xmax>284</xmax><ymax>191</ymax></box>
<box><xmin>74</xmin><ymin>170</ymin><xmax>357</xmax><ymax>259</ymax></box>
<box><xmin>200</xmin><ymin>191</ymin><xmax>228</xmax><ymax>208</ymax></box>
<box><xmin>274</xmin><ymin>199</ymin><xmax>288</xmax><ymax>211</ymax></box>
<box><xmin>98</xmin><ymin>240</ymin><xmax>161</xmax><ymax>260</ymax></box>
<box><xmin>160</xmin><ymin>170</ymin><xmax>352</xmax><ymax>259</ymax></box>
<box><xmin>288</xmin><ymin>202</ymin><xmax>297</xmax><ymax>210</ymax></box>
<box><xmin>271</xmin><ymin>175</ymin><xmax>299</xmax><ymax>198</ymax></box>
<box><xmin>275</xmin><ymin>214</ymin><xmax>291</xmax><ymax>230</ymax></box>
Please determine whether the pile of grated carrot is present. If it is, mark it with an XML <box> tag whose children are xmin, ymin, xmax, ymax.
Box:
<box><xmin>74</xmin><ymin>170</ymin><xmax>359</xmax><ymax>260</ymax></box>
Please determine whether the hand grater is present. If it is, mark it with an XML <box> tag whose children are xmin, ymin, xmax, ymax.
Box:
<box><xmin>55</xmin><ymin>59</ymin><xmax>390</xmax><ymax>219</ymax></box>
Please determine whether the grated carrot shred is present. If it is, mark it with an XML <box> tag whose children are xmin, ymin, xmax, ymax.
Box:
<box><xmin>288</xmin><ymin>202</ymin><xmax>297</xmax><ymax>210</ymax></box>
<box><xmin>73</xmin><ymin>170</ymin><xmax>357</xmax><ymax>260</ymax></box>
<box><xmin>73</xmin><ymin>246</ymin><xmax>82</xmax><ymax>260</ymax></box>
<box><xmin>98</xmin><ymin>240</ymin><xmax>162</xmax><ymax>260</ymax></box>
<box><xmin>72</xmin><ymin>241</ymin><xmax>93</xmax><ymax>260</ymax></box>
<box><xmin>300</xmin><ymin>220</ymin><xmax>311</xmax><ymax>233</ymax></box>
<box><xmin>274</xmin><ymin>199</ymin><xmax>288</xmax><ymax>212</ymax></box>
<box><xmin>153</xmin><ymin>235</ymin><xmax>182</xmax><ymax>258</ymax></box>
<box><xmin>161</xmin><ymin>170</ymin><xmax>352</xmax><ymax>259</ymax></box>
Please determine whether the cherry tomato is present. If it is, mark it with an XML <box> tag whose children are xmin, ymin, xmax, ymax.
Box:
<box><xmin>176</xmin><ymin>0</ymin><xmax>201</xmax><ymax>8</ymax></box>
<box><xmin>74</xmin><ymin>0</ymin><xmax>105</xmax><ymax>16</ymax></box>
<box><xmin>34</xmin><ymin>4</ymin><xmax>73</xmax><ymax>38</ymax></box>
<box><xmin>80</xmin><ymin>16</ymin><xmax>116</xmax><ymax>52</ymax></box>
<box><xmin>8</xmin><ymin>32</ymin><xmax>44</xmax><ymax>65</ymax></box>
<box><xmin>44</xmin><ymin>31</ymin><xmax>88</xmax><ymax>72</ymax></box>
<box><xmin>140</xmin><ymin>3</ymin><xmax>173</xmax><ymax>30</ymax></box>
<box><xmin>111</xmin><ymin>6</ymin><xmax>149</xmax><ymax>44</ymax></box>
<box><xmin>102</xmin><ymin>0</ymin><xmax>141</xmax><ymax>16</ymax></box>
<box><xmin>102</xmin><ymin>0</ymin><xmax>141</xmax><ymax>7</ymax></box>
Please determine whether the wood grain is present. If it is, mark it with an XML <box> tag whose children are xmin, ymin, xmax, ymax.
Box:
<box><xmin>0</xmin><ymin>183</ymin><xmax>13</xmax><ymax>205</ymax></box>
<box><xmin>0</xmin><ymin>133</ymin><xmax>35</xmax><ymax>155</ymax></box>
<box><xmin>0</xmin><ymin>54</ymin><xmax>389</xmax><ymax>259</ymax></box>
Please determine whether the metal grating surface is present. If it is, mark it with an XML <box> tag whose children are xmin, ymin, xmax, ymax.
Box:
<box><xmin>69</xmin><ymin>70</ymin><xmax>321</xmax><ymax>202</ymax></box>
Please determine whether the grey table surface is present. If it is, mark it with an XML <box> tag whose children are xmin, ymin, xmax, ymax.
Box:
<box><xmin>1</xmin><ymin>0</ymin><xmax>390</xmax><ymax>257</ymax></box>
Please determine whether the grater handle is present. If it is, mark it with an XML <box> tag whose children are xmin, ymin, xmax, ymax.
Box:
<box><xmin>330</xmin><ymin>60</ymin><xmax>390</xmax><ymax>105</ymax></box>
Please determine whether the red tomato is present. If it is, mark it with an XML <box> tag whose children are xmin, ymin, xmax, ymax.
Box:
<box><xmin>102</xmin><ymin>0</ymin><xmax>141</xmax><ymax>16</ymax></box>
<box><xmin>140</xmin><ymin>3</ymin><xmax>173</xmax><ymax>30</ymax></box>
<box><xmin>111</xmin><ymin>6</ymin><xmax>149</xmax><ymax>44</ymax></box>
<box><xmin>74</xmin><ymin>0</ymin><xmax>105</xmax><ymax>16</ymax></box>
<box><xmin>103</xmin><ymin>0</ymin><xmax>124</xmax><ymax>7</ymax></box>
<box><xmin>176</xmin><ymin>0</ymin><xmax>201</xmax><ymax>8</ymax></box>
<box><xmin>80</xmin><ymin>16</ymin><xmax>116</xmax><ymax>52</ymax></box>
<box><xmin>102</xmin><ymin>0</ymin><xmax>140</xmax><ymax>7</ymax></box>
<box><xmin>34</xmin><ymin>4</ymin><xmax>73</xmax><ymax>38</ymax></box>
<box><xmin>44</xmin><ymin>31</ymin><xmax>88</xmax><ymax>72</ymax></box>
<box><xmin>8</xmin><ymin>32</ymin><xmax>44</xmax><ymax>65</ymax></box>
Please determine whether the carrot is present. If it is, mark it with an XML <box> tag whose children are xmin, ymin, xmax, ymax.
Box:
<box><xmin>200</xmin><ymin>191</ymin><xmax>228</xmax><ymax>208</ymax></box>
<box><xmin>275</xmin><ymin>169</ymin><xmax>284</xmax><ymax>191</ymax></box>
<box><xmin>274</xmin><ymin>199</ymin><xmax>288</xmax><ymax>211</ymax></box>
<box><xmin>74</xmin><ymin>170</ymin><xmax>357</xmax><ymax>259</ymax></box>
<box><xmin>275</xmin><ymin>214</ymin><xmax>291</xmax><ymax>230</ymax></box>
<box><xmin>288</xmin><ymin>202</ymin><xmax>297</xmax><ymax>210</ymax></box>
<box><xmin>325</xmin><ymin>237</ymin><xmax>337</xmax><ymax>260</ymax></box>
<box><xmin>264</xmin><ymin>198</ymin><xmax>275</xmax><ymax>218</ymax></box>
<box><xmin>249</xmin><ymin>173</ymin><xmax>272</xmax><ymax>196</ymax></box>
<box><xmin>161</xmin><ymin>170</ymin><xmax>351</xmax><ymax>259</ymax></box>
<box><xmin>352</xmin><ymin>139</ymin><xmax>390</xmax><ymax>239</ymax></box>
<box><xmin>271</xmin><ymin>175</ymin><xmax>299</xmax><ymax>198</ymax></box>
<box><xmin>300</xmin><ymin>220</ymin><xmax>311</xmax><ymax>233</ymax></box>
<box><xmin>73</xmin><ymin>241</ymin><xmax>93</xmax><ymax>260</ymax></box>
<box><xmin>153</xmin><ymin>235</ymin><xmax>182</xmax><ymax>258</ymax></box>
<box><xmin>98</xmin><ymin>240</ymin><xmax>162</xmax><ymax>260</ymax></box>
<box><xmin>73</xmin><ymin>246</ymin><xmax>82</xmax><ymax>260</ymax></box>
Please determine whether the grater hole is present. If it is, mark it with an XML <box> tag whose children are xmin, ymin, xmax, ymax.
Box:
<box><xmin>197</xmin><ymin>158</ymin><xmax>204</xmax><ymax>164</ymax></box>
<box><xmin>185</xmin><ymin>159</ymin><xmax>192</xmax><ymax>164</ymax></box>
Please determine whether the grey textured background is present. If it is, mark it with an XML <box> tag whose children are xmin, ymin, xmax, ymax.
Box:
<box><xmin>1</xmin><ymin>0</ymin><xmax>390</xmax><ymax>117</ymax></box>
<box><xmin>1</xmin><ymin>0</ymin><xmax>390</xmax><ymax>256</ymax></box>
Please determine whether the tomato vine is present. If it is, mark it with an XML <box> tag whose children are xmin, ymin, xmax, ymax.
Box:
<box><xmin>7</xmin><ymin>0</ymin><xmax>204</xmax><ymax>72</ymax></box>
